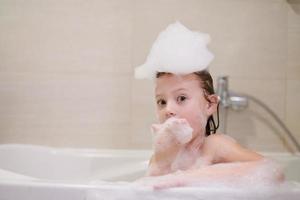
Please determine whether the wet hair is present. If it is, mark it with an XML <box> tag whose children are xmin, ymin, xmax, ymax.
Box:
<box><xmin>156</xmin><ymin>70</ymin><xmax>219</xmax><ymax>136</ymax></box>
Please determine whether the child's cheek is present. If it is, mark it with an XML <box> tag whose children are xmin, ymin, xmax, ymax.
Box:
<box><xmin>180</xmin><ymin>116</ymin><xmax>196</xmax><ymax>135</ymax></box>
<box><xmin>187</xmin><ymin>113</ymin><xmax>207</xmax><ymax>136</ymax></box>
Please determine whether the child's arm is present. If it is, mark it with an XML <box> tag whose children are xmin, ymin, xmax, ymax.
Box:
<box><xmin>152</xmin><ymin>134</ymin><xmax>284</xmax><ymax>189</ymax></box>
<box><xmin>152</xmin><ymin>158</ymin><xmax>284</xmax><ymax>189</ymax></box>
<box><xmin>147</xmin><ymin>118</ymin><xmax>193</xmax><ymax>176</ymax></box>
<box><xmin>147</xmin><ymin>150</ymin><xmax>177</xmax><ymax>176</ymax></box>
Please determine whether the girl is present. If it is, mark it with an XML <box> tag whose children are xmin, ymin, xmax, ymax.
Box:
<box><xmin>145</xmin><ymin>70</ymin><xmax>283</xmax><ymax>189</ymax></box>
<box><xmin>134</xmin><ymin>22</ymin><xmax>284</xmax><ymax>189</ymax></box>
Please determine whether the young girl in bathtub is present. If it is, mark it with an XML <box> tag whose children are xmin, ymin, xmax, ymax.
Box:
<box><xmin>134</xmin><ymin>22</ymin><xmax>284</xmax><ymax>189</ymax></box>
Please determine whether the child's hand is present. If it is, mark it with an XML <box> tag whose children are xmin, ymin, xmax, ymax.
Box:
<box><xmin>135</xmin><ymin>171</ymin><xmax>192</xmax><ymax>190</ymax></box>
<box><xmin>153</xmin><ymin>176</ymin><xmax>187</xmax><ymax>190</ymax></box>
<box><xmin>151</xmin><ymin>117</ymin><xmax>193</xmax><ymax>152</ymax></box>
<box><xmin>148</xmin><ymin>118</ymin><xmax>194</xmax><ymax>175</ymax></box>
<box><xmin>165</xmin><ymin>117</ymin><xmax>193</xmax><ymax>144</ymax></box>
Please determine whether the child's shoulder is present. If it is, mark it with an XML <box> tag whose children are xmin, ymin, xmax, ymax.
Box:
<box><xmin>205</xmin><ymin>133</ymin><xmax>237</xmax><ymax>147</ymax></box>
<box><xmin>203</xmin><ymin>133</ymin><xmax>263</xmax><ymax>163</ymax></box>
<box><xmin>201</xmin><ymin>133</ymin><xmax>237</xmax><ymax>162</ymax></box>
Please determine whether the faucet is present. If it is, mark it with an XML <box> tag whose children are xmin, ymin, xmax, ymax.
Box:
<box><xmin>216</xmin><ymin>76</ymin><xmax>248</xmax><ymax>110</ymax></box>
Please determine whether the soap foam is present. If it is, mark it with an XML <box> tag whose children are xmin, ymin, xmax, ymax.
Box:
<box><xmin>87</xmin><ymin>181</ymin><xmax>300</xmax><ymax>200</ymax></box>
<box><xmin>136</xmin><ymin>158</ymin><xmax>285</xmax><ymax>190</ymax></box>
<box><xmin>151</xmin><ymin>117</ymin><xmax>193</xmax><ymax>153</ymax></box>
<box><xmin>164</xmin><ymin>117</ymin><xmax>193</xmax><ymax>144</ymax></box>
<box><xmin>135</xmin><ymin>21</ymin><xmax>214</xmax><ymax>79</ymax></box>
<box><xmin>86</xmin><ymin>159</ymin><xmax>300</xmax><ymax>200</ymax></box>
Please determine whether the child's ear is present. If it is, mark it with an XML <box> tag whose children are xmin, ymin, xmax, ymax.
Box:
<box><xmin>206</xmin><ymin>94</ymin><xmax>219</xmax><ymax>115</ymax></box>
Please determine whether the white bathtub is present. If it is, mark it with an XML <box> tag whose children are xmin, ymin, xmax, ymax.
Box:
<box><xmin>0</xmin><ymin>144</ymin><xmax>300</xmax><ymax>200</ymax></box>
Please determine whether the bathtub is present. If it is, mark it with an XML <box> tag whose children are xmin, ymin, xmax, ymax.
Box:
<box><xmin>0</xmin><ymin>144</ymin><xmax>299</xmax><ymax>200</ymax></box>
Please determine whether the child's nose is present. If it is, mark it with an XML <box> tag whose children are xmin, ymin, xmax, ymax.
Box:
<box><xmin>165</xmin><ymin>102</ymin><xmax>177</xmax><ymax>118</ymax></box>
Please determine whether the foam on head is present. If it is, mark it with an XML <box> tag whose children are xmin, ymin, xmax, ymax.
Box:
<box><xmin>135</xmin><ymin>21</ymin><xmax>214</xmax><ymax>79</ymax></box>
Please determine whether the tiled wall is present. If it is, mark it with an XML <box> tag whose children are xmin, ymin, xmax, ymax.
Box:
<box><xmin>0</xmin><ymin>0</ymin><xmax>299</xmax><ymax>152</ymax></box>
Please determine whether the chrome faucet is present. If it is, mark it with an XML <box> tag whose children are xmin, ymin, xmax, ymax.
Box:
<box><xmin>216</xmin><ymin>76</ymin><xmax>248</xmax><ymax>110</ymax></box>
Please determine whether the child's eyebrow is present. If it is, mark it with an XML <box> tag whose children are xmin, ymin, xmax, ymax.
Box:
<box><xmin>173</xmin><ymin>88</ymin><xmax>188</xmax><ymax>93</ymax></box>
<box><xmin>155</xmin><ymin>88</ymin><xmax>188</xmax><ymax>98</ymax></box>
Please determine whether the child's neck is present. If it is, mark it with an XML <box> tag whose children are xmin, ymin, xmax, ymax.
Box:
<box><xmin>186</xmin><ymin>133</ymin><xmax>205</xmax><ymax>153</ymax></box>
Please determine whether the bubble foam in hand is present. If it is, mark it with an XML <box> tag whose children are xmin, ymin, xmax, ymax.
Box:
<box><xmin>152</xmin><ymin>117</ymin><xmax>193</xmax><ymax>146</ymax></box>
<box><xmin>165</xmin><ymin>118</ymin><xmax>193</xmax><ymax>144</ymax></box>
<box><xmin>135</xmin><ymin>21</ymin><xmax>214</xmax><ymax>79</ymax></box>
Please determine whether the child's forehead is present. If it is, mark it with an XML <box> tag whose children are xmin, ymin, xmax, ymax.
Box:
<box><xmin>155</xmin><ymin>73</ymin><xmax>201</xmax><ymax>94</ymax></box>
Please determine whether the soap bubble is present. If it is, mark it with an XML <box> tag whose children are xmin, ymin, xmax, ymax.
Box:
<box><xmin>135</xmin><ymin>21</ymin><xmax>214</xmax><ymax>79</ymax></box>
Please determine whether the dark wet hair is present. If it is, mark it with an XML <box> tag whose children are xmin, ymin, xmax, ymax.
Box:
<box><xmin>156</xmin><ymin>70</ymin><xmax>219</xmax><ymax>136</ymax></box>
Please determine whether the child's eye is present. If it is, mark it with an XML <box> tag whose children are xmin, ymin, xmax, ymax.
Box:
<box><xmin>157</xmin><ymin>99</ymin><xmax>166</xmax><ymax>107</ymax></box>
<box><xmin>177</xmin><ymin>95</ymin><xmax>187</xmax><ymax>103</ymax></box>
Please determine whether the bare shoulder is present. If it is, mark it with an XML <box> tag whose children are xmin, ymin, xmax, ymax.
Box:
<box><xmin>205</xmin><ymin>133</ymin><xmax>237</xmax><ymax>145</ymax></box>
<box><xmin>203</xmin><ymin>133</ymin><xmax>263</xmax><ymax>163</ymax></box>
<box><xmin>203</xmin><ymin>133</ymin><xmax>238</xmax><ymax>152</ymax></box>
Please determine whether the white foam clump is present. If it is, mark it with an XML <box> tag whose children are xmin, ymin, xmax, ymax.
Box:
<box><xmin>152</xmin><ymin>117</ymin><xmax>193</xmax><ymax>147</ymax></box>
<box><xmin>166</xmin><ymin>117</ymin><xmax>193</xmax><ymax>144</ymax></box>
<box><xmin>135</xmin><ymin>21</ymin><xmax>214</xmax><ymax>79</ymax></box>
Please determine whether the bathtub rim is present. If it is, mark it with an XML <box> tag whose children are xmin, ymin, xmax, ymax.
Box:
<box><xmin>0</xmin><ymin>143</ymin><xmax>299</xmax><ymax>156</ymax></box>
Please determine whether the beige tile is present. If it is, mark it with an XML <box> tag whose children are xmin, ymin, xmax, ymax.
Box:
<box><xmin>0</xmin><ymin>73</ymin><xmax>131</xmax><ymax>120</ymax></box>
<box><xmin>52</xmin><ymin>123</ymin><xmax>133</xmax><ymax>149</ymax></box>
<box><xmin>286</xmin><ymin>80</ymin><xmax>300</xmax><ymax>142</ymax></box>
<box><xmin>226</xmin><ymin>108</ymin><xmax>293</xmax><ymax>152</ymax></box>
<box><xmin>288</xmin><ymin>1</ymin><xmax>300</xmax><ymax>30</ymax></box>
<box><xmin>131</xmin><ymin>79</ymin><xmax>155</xmax><ymax>109</ymax></box>
<box><xmin>0</xmin><ymin>0</ymin><xmax>133</xmax><ymax>75</ymax></box>
<box><xmin>0</xmin><ymin>0</ymin><xmax>134</xmax><ymax>148</ymax></box>
<box><xmin>287</xmin><ymin>4</ymin><xmax>300</xmax><ymax>79</ymax></box>
<box><xmin>0</xmin><ymin>72</ymin><xmax>133</xmax><ymax>147</ymax></box>
<box><xmin>0</xmin><ymin>122</ymin><xmax>132</xmax><ymax>148</ymax></box>
<box><xmin>207</xmin><ymin>0</ymin><xmax>287</xmax><ymax>79</ymax></box>
<box><xmin>287</xmin><ymin>65</ymin><xmax>300</xmax><ymax>80</ymax></box>
<box><xmin>130</xmin><ymin>78</ymin><xmax>156</xmax><ymax>148</ymax></box>
<box><xmin>130</xmin><ymin>117</ymin><xmax>153</xmax><ymax>149</ymax></box>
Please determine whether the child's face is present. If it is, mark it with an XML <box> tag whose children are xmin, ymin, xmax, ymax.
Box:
<box><xmin>155</xmin><ymin>73</ymin><xmax>216</xmax><ymax>137</ymax></box>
